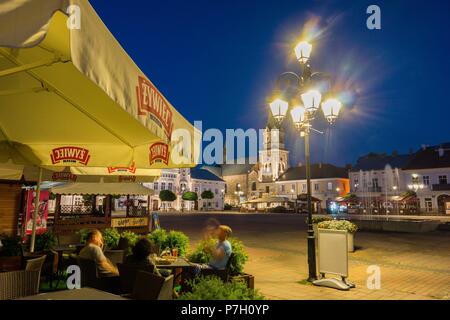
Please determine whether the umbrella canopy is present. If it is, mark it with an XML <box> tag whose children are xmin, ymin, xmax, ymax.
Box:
<box><xmin>49</xmin><ymin>182</ymin><xmax>154</xmax><ymax>196</ymax></box>
<box><xmin>0</xmin><ymin>161</ymin><xmax>161</xmax><ymax>183</ymax></box>
<box><xmin>0</xmin><ymin>0</ymin><xmax>196</xmax><ymax>168</ymax></box>
<box><xmin>0</xmin><ymin>0</ymin><xmax>197</xmax><ymax>251</ymax></box>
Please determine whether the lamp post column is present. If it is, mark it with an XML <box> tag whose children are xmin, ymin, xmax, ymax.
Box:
<box><xmin>304</xmin><ymin>126</ymin><xmax>317</xmax><ymax>281</ymax></box>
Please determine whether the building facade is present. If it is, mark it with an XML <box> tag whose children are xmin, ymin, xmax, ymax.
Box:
<box><xmin>403</xmin><ymin>144</ymin><xmax>450</xmax><ymax>214</ymax></box>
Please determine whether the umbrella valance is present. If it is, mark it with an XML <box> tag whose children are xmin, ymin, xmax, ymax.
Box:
<box><xmin>49</xmin><ymin>182</ymin><xmax>154</xmax><ymax>196</ymax></box>
<box><xmin>0</xmin><ymin>0</ymin><xmax>196</xmax><ymax>168</ymax></box>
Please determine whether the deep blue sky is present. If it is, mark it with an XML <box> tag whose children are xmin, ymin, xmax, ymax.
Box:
<box><xmin>90</xmin><ymin>0</ymin><xmax>450</xmax><ymax>166</ymax></box>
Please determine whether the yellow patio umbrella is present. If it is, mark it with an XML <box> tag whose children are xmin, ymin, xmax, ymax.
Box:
<box><xmin>0</xmin><ymin>0</ymin><xmax>198</xmax><ymax>251</ymax></box>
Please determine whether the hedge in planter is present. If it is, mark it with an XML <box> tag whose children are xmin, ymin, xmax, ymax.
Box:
<box><xmin>146</xmin><ymin>229</ymin><xmax>190</xmax><ymax>256</ymax></box>
<box><xmin>35</xmin><ymin>231</ymin><xmax>57</xmax><ymax>252</ymax></box>
<box><xmin>317</xmin><ymin>220</ymin><xmax>358</xmax><ymax>233</ymax></box>
<box><xmin>188</xmin><ymin>237</ymin><xmax>248</xmax><ymax>275</ymax></box>
<box><xmin>178</xmin><ymin>276</ymin><xmax>264</xmax><ymax>300</ymax></box>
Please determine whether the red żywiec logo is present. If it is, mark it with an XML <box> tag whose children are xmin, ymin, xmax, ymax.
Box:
<box><xmin>149</xmin><ymin>142</ymin><xmax>170</xmax><ymax>165</ymax></box>
<box><xmin>136</xmin><ymin>76</ymin><xmax>174</xmax><ymax>139</ymax></box>
<box><xmin>50</xmin><ymin>147</ymin><xmax>90</xmax><ymax>165</ymax></box>
<box><xmin>107</xmin><ymin>162</ymin><xmax>137</xmax><ymax>174</ymax></box>
<box><xmin>51</xmin><ymin>172</ymin><xmax>78</xmax><ymax>182</ymax></box>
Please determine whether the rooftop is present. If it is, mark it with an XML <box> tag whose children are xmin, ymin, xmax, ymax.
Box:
<box><xmin>277</xmin><ymin>163</ymin><xmax>348</xmax><ymax>181</ymax></box>
<box><xmin>349</xmin><ymin>153</ymin><xmax>412</xmax><ymax>172</ymax></box>
<box><xmin>190</xmin><ymin>168</ymin><xmax>224</xmax><ymax>182</ymax></box>
<box><xmin>404</xmin><ymin>143</ymin><xmax>450</xmax><ymax>170</ymax></box>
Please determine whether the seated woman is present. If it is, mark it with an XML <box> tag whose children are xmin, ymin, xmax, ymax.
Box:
<box><xmin>124</xmin><ymin>238</ymin><xmax>170</xmax><ymax>277</ymax></box>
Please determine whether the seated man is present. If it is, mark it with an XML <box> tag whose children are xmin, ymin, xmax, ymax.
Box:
<box><xmin>78</xmin><ymin>229</ymin><xmax>119</xmax><ymax>277</ymax></box>
<box><xmin>193</xmin><ymin>225</ymin><xmax>233</xmax><ymax>273</ymax></box>
<box><xmin>124</xmin><ymin>238</ymin><xmax>170</xmax><ymax>277</ymax></box>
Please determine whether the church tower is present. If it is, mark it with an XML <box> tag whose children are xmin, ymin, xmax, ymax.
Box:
<box><xmin>258</xmin><ymin>115</ymin><xmax>289</xmax><ymax>182</ymax></box>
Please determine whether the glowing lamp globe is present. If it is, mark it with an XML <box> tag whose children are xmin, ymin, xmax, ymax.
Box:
<box><xmin>322</xmin><ymin>99</ymin><xmax>342</xmax><ymax>123</ymax></box>
<box><xmin>301</xmin><ymin>90</ymin><xmax>322</xmax><ymax>113</ymax></box>
<box><xmin>290</xmin><ymin>106</ymin><xmax>306</xmax><ymax>130</ymax></box>
<box><xmin>270</xmin><ymin>98</ymin><xmax>289</xmax><ymax>122</ymax></box>
<box><xmin>294</xmin><ymin>41</ymin><xmax>312</xmax><ymax>64</ymax></box>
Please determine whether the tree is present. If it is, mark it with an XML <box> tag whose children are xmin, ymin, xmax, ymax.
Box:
<box><xmin>201</xmin><ymin>190</ymin><xmax>215</xmax><ymax>211</ymax></box>
<box><xmin>159</xmin><ymin>190</ymin><xmax>176</xmax><ymax>211</ymax></box>
<box><xmin>182</xmin><ymin>191</ymin><xmax>198</xmax><ymax>211</ymax></box>
<box><xmin>201</xmin><ymin>190</ymin><xmax>214</xmax><ymax>200</ymax></box>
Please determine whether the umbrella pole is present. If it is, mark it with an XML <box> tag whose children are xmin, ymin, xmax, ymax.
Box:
<box><xmin>30</xmin><ymin>167</ymin><xmax>43</xmax><ymax>253</ymax></box>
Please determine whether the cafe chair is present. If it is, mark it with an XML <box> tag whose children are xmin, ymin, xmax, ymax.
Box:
<box><xmin>200</xmin><ymin>252</ymin><xmax>236</xmax><ymax>282</ymax></box>
<box><xmin>77</xmin><ymin>257</ymin><xmax>120</xmax><ymax>294</ymax></box>
<box><xmin>117</xmin><ymin>263</ymin><xmax>154</xmax><ymax>295</ymax></box>
<box><xmin>24</xmin><ymin>255</ymin><xmax>46</xmax><ymax>292</ymax></box>
<box><xmin>130</xmin><ymin>271</ymin><xmax>174</xmax><ymax>300</ymax></box>
<box><xmin>0</xmin><ymin>270</ymin><xmax>40</xmax><ymax>300</ymax></box>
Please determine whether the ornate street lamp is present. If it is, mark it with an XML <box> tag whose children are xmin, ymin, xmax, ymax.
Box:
<box><xmin>268</xmin><ymin>40</ymin><xmax>343</xmax><ymax>282</ymax></box>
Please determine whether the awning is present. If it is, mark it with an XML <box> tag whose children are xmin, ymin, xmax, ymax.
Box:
<box><xmin>0</xmin><ymin>161</ymin><xmax>161</xmax><ymax>183</ymax></box>
<box><xmin>49</xmin><ymin>182</ymin><xmax>154</xmax><ymax>196</ymax></box>
<box><xmin>0</xmin><ymin>0</ymin><xmax>197</xmax><ymax>169</ymax></box>
<box><xmin>296</xmin><ymin>194</ymin><xmax>321</xmax><ymax>202</ymax></box>
<box><xmin>244</xmin><ymin>196</ymin><xmax>292</xmax><ymax>204</ymax></box>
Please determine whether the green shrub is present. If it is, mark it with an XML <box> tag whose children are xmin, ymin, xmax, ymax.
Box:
<box><xmin>224</xmin><ymin>203</ymin><xmax>233</xmax><ymax>211</ymax></box>
<box><xmin>182</xmin><ymin>191</ymin><xmax>198</xmax><ymax>201</ymax></box>
<box><xmin>77</xmin><ymin>229</ymin><xmax>90</xmax><ymax>244</ymax></box>
<box><xmin>147</xmin><ymin>229</ymin><xmax>189</xmax><ymax>256</ymax></box>
<box><xmin>201</xmin><ymin>190</ymin><xmax>214</xmax><ymax>200</ymax></box>
<box><xmin>159</xmin><ymin>190</ymin><xmax>177</xmax><ymax>202</ymax></box>
<box><xmin>102</xmin><ymin>228</ymin><xmax>121</xmax><ymax>249</ymax></box>
<box><xmin>178</xmin><ymin>276</ymin><xmax>264</xmax><ymax>300</ymax></box>
<box><xmin>0</xmin><ymin>234</ymin><xmax>22</xmax><ymax>257</ymax></box>
<box><xmin>120</xmin><ymin>231</ymin><xmax>140</xmax><ymax>248</ymax></box>
<box><xmin>35</xmin><ymin>231</ymin><xmax>57</xmax><ymax>252</ymax></box>
<box><xmin>166</xmin><ymin>230</ymin><xmax>189</xmax><ymax>256</ymax></box>
<box><xmin>188</xmin><ymin>237</ymin><xmax>248</xmax><ymax>275</ymax></box>
<box><xmin>318</xmin><ymin>219</ymin><xmax>358</xmax><ymax>234</ymax></box>
<box><xmin>309</xmin><ymin>216</ymin><xmax>333</xmax><ymax>224</ymax></box>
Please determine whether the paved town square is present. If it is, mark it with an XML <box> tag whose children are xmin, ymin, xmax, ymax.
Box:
<box><xmin>161</xmin><ymin>213</ymin><xmax>450</xmax><ymax>300</ymax></box>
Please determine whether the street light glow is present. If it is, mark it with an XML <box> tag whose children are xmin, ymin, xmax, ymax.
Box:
<box><xmin>322</xmin><ymin>98</ymin><xmax>342</xmax><ymax>123</ymax></box>
<box><xmin>270</xmin><ymin>98</ymin><xmax>289</xmax><ymax>122</ymax></box>
<box><xmin>301</xmin><ymin>90</ymin><xmax>322</xmax><ymax>112</ymax></box>
<box><xmin>295</xmin><ymin>41</ymin><xmax>312</xmax><ymax>64</ymax></box>
<box><xmin>290</xmin><ymin>105</ymin><xmax>306</xmax><ymax>129</ymax></box>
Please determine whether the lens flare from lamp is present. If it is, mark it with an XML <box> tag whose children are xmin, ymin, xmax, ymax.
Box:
<box><xmin>301</xmin><ymin>90</ymin><xmax>321</xmax><ymax>113</ymax></box>
<box><xmin>322</xmin><ymin>99</ymin><xmax>342</xmax><ymax>123</ymax></box>
<box><xmin>294</xmin><ymin>41</ymin><xmax>312</xmax><ymax>64</ymax></box>
<box><xmin>290</xmin><ymin>105</ymin><xmax>306</xmax><ymax>130</ymax></box>
<box><xmin>270</xmin><ymin>98</ymin><xmax>289</xmax><ymax>122</ymax></box>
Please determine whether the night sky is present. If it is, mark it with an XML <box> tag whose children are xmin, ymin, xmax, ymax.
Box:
<box><xmin>90</xmin><ymin>0</ymin><xmax>450</xmax><ymax>167</ymax></box>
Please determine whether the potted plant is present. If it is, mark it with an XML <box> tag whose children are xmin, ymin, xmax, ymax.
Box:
<box><xmin>101</xmin><ymin>228</ymin><xmax>121</xmax><ymax>249</ymax></box>
<box><xmin>201</xmin><ymin>190</ymin><xmax>215</xmax><ymax>211</ymax></box>
<box><xmin>146</xmin><ymin>229</ymin><xmax>190</xmax><ymax>256</ymax></box>
<box><xmin>309</xmin><ymin>216</ymin><xmax>333</xmax><ymax>237</ymax></box>
<box><xmin>34</xmin><ymin>231</ymin><xmax>57</xmax><ymax>253</ymax></box>
<box><xmin>317</xmin><ymin>219</ymin><xmax>358</xmax><ymax>252</ymax></box>
<box><xmin>0</xmin><ymin>234</ymin><xmax>22</xmax><ymax>271</ymax></box>
<box><xmin>178</xmin><ymin>275</ymin><xmax>264</xmax><ymax>300</ymax></box>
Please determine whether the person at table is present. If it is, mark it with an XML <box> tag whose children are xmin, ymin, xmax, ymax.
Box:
<box><xmin>124</xmin><ymin>238</ymin><xmax>170</xmax><ymax>277</ymax></box>
<box><xmin>78</xmin><ymin>229</ymin><xmax>119</xmax><ymax>277</ymax></box>
<box><xmin>192</xmin><ymin>225</ymin><xmax>233</xmax><ymax>273</ymax></box>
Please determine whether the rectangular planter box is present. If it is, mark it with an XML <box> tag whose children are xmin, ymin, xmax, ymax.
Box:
<box><xmin>231</xmin><ymin>273</ymin><xmax>254</xmax><ymax>289</ymax></box>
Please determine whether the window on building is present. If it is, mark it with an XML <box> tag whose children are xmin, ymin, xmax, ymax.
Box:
<box><xmin>195</xmin><ymin>187</ymin><xmax>198</xmax><ymax>193</ymax></box>
<box><xmin>372</xmin><ymin>178</ymin><xmax>379</xmax><ymax>187</ymax></box>
<box><xmin>281</xmin><ymin>185</ymin><xmax>285</xmax><ymax>192</ymax></box>
<box><xmin>439</xmin><ymin>175</ymin><xmax>448</xmax><ymax>185</ymax></box>
<box><xmin>265</xmin><ymin>186</ymin><xmax>270</xmax><ymax>193</ymax></box>
<box><xmin>423</xmin><ymin>176</ymin><xmax>430</xmax><ymax>186</ymax></box>
<box><xmin>215</xmin><ymin>189</ymin><xmax>218</xmax><ymax>195</ymax></box>
<box><xmin>302</xmin><ymin>184</ymin><xmax>306</xmax><ymax>192</ymax></box>
<box><xmin>327</xmin><ymin>182</ymin><xmax>333</xmax><ymax>191</ymax></box>
<box><xmin>154</xmin><ymin>182</ymin><xmax>158</xmax><ymax>190</ymax></box>
<box><xmin>425</xmin><ymin>198</ymin><xmax>433</xmax><ymax>212</ymax></box>
<box><xmin>251</xmin><ymin>182</ymin><xmax>257</xmax><ymax>191</ymax></box>
<box><xmin>314</xmin><ymin>184</ymin><xmax>319</xmax><ymax>191</ymax></box>
<box><xmin>216</xmin><ymin>202</ymin><xmax>219</xmax><ymax>208</ymax></box>
<box><xmin>168</xmin><ymin>183</ymin><xmax>173</xmax><ymax>191</ymax></box>
<box><xmin>291</xmin><ymin>184</ymin><xmax>296</xmax><ymax>192</ymax></box>
<box><xmin>161</xmin><ymin>182</ymin><xmax>166</xmax><ymax>190</ymax></box>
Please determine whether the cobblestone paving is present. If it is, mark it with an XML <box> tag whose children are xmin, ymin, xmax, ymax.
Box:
<box><xmin>160</xmin><ymin>213</ymin><xmax>450</xmax><ymax>300</ymax></box>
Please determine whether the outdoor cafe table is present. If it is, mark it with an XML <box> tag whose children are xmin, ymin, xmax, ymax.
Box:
<box><xmin>18</xmin><ymin>287</ymin><xmax>127</xmax><ymax>300</ymax></box>
<box><xmin>155</xmin><ymin>257</ymin><xmax>193</xmax><ymax>283</ymax></box>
